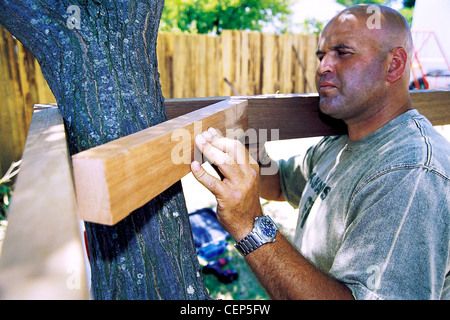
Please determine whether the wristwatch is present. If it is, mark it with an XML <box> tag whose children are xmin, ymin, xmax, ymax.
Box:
<box><xmin>234</xmin><ymin>215</ymin><xmax>278</xmax><ymax>256</ymax></box>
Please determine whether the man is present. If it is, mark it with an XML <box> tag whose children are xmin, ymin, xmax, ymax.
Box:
<box><xmin>190</xmin><ymin>4</ymin><xmax>450</xmax><ymax>299</ymax></box>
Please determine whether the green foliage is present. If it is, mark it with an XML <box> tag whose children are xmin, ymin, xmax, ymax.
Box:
<box><xmin>403</xmin><ymin>0</ymin><xmax>415</xmax><ymax>8</ymax></box>
<box><xmin>0</xmin><ymin>185</ymin><xmax>11</xmax><ymax>221</ymax></box>
<box><xmin>0</xmin><ymin>161</ymin><xmax>21</xmax><ymax>221</ymax></box>
<box><xmin>336</xmin><ymin>0</ymin><xmax>395</xmax><ymax>6</ymax></box>
<box><xmin>399</xmin><ymin>6</ymin><xmax>414</xmax><ymax>25</ymax></box>
<box><xmin>160</xmin><ymin>0</ymin><xmax>292</xmax><ymax>34</ymax></box>
<box><xmin>302</xmin><ymin>18</ymin><xmax>325</xmax><ymax>35</ymax></box>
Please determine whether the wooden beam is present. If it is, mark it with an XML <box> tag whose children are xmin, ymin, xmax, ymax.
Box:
<box><xmin>0</xmin><ymin>106</ymin><xmax>89</xmax><ymax>300</ymax></box>
<box><xmin>165</xmin><ymin>90</ymin><xmax>450</xmax><ymax>140</ymax></box>
<box><xmin>244</xmin><ymin>94</ymin><xmax>346</xmax><ymax>139</ymax></box>
<box><xmin>410</xmin><ymin>90</ymin><xmax>450</xmax><ymax>126</ymax></box>
<box><xmin>28</xmin><ymin>91</ymin><xmax>450</xmax><ymax>142</ymax></box>
<box><xmin>165</xmin><ymin>94</ymin><xmax>346</xmax><ymax>139</ymax></box>
<box><xmin>72</xmin><ymin>99</ymin><xmax>248</xmax><ymax>225</ymax></box>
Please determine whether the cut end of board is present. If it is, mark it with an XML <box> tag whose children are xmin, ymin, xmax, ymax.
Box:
<box><xmin>72</xmin><ymin>99</ymin><xmax>248</xmax><ymax>225</ymax></box>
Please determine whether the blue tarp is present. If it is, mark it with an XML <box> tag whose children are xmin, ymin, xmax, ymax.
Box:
<box><xmin>188</xmin><ymin>208</ymin><xmax>231</xmax><ymax>260</ymax></box>
<box><xmin>189</xmin><ymin>207</ymin><xmax>229</xmax><ymax>248</ymax></box>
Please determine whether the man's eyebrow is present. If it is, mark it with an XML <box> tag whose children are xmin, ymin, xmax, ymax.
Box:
<box><xmin>315</xmin><ymin>49</ymin><xmax>325</xmax><ymax>56</ymax></box>
<box><xmin>332</xmin><ymin>44</ymin><xmax>353</xmax><ymax>50</ymax></box>
<box><xmin>316</xmin><ymin>44</ymin><xmax>354</xmax><ymax>56</ymax></box>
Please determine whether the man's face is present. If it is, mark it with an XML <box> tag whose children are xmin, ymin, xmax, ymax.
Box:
<box><xmin>315</xmin><ymin>13</ymin><xmax>389</xmax><ymax>125</ymax></box>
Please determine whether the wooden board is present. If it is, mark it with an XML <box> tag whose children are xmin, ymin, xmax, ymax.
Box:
<box><xmin>164</xmin><ymin>94</ymin><xmax>346</xmax><ymax>139</ymax></box>
<box><xmin>410</xmin><ymin>90</ymin><xmax>450</xmax><ymax>126</ymax></box>
<box><xmin>165</xmin><ymin>90</ymin><xmax>450</xmax><ymax>140</ymax></box>
<box><xmin>72</xmin><ymin>99</ymin><xmax>248</xmax><ymax>225</ymax></box>
<box><xmin>0</xmin><ymin>106</ymin><xmax>89</xmax><ymax>300</ymax></box>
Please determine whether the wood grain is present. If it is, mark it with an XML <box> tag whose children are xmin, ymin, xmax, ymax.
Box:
<box><xmin>165</xmin><ymin>90</ymin><xmax>450</xmax><ymax>140</ymax></box>
<box><xmin>0</xmin><ymin>106</ymin><xmax>89</xmax><ymax>299</ymax></box>
<box><xmin>410</xmin><ymin>90</ymin><xmax>450</xmax><ymax>126</ymax></box>
<box><xmin>72</xmin><ymin>99</ymin><xmax>248</xmax><ymax>225</ymax></box>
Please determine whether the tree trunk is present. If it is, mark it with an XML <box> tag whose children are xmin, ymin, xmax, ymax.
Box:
<box><xmin>0</xmin><ymin>0</ymin><xmax>209</xmax><ymax>299</ymax></box>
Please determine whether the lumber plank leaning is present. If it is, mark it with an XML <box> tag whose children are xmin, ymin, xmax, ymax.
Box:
<box><xmin>0</xmin><ymin>106</ymin><xmax>89</xmax><ymax>300</ymax></box>
<box><xmin>72</xmin><ymin>99</ymin><xmax>248</xmax><ymax>225</ymax></box>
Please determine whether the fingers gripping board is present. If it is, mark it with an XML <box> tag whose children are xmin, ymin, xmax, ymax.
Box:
<box><xmin>72</xmin><ymin>99</ymin><xmax>248</xmax><ymax>225</ymax></box>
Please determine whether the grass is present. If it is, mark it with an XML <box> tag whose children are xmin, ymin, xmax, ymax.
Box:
<box><xmin>200</xmin><ymin>241</ymin><xmax>270</xmax><ymax>300</ymax></box>
<box><xmin>0</xmin><ymin>160</ymin><xmax>21</xmax><ymax>256</ymax></box>
<box><xmin>199</xmin><ymin>218</ymin><xmax>296</xmax><ymax>300</ymax></box>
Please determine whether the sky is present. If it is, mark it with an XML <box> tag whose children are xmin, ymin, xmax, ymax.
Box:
<box><xmin>289</xmin><ymin>0</ymin><xmax>405</xmax><ymax>22</ymax></box>
<box><xmin>262</xmin><ymin>0</ymin><xmax>405</xmax><ymax>34</ymax></box>
<box><xmin>290</xmin><ymin>0</ymin><xmax>345</xmax><ymax>24</ymax></box>
<box><xmin>261</xmin><ymin>0</ymin><xmax>344</xmax><ymax>33</ymax></box>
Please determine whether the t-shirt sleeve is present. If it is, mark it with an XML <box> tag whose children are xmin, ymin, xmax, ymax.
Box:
<box><xmin>278</xmin><ymin>155</ymin><xmax>308</xmax><ymax>209</ymax></box>
<box><xmin>329</xmin><ymin>167</ymin><xmax>450</xmax><ymax>300</ymax></box>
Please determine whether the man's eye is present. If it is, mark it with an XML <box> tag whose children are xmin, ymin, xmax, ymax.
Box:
<box><xmin>338</xmin><ymin>51</ymin><xmax>351</xmax><ymax>57</ymax></box>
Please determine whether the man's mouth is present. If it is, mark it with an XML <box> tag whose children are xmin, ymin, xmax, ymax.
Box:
<box><xmin>319</xmin><ymin>81</ymin><xmax>338</xmax><ymax>92</ymax></box>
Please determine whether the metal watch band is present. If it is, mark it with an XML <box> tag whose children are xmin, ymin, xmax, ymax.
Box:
<box><xmin>235</xmin><ymin>232</ymin><xmax>265</xmax><ymax>256</ymax></box>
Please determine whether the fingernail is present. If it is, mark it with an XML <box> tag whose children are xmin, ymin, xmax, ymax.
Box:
<box><xmin>202</xmin><ymin>130</ymin><xmax>212</xmax><ymax>141</ymax></box>
<box><xmin>197</xmin><ymin>134</ymin><xmax>207</xmax><ymax>145</ymax></box>
<box><xmin>208</xmin><ymin>127</ymin><xmax>217</xmax><ymax>136</ymax></box>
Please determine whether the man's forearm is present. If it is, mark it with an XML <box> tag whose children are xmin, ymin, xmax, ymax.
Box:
<box><xmin>243</xmin><ymin>231</ymin><xmax>354</xmax><ymax>300</ymax></box>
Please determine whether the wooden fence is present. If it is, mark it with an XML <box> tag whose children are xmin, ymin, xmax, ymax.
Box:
<box><xmin>157</xmin><ymin>31</ymin><xmax>319</xmax><ymax>98</ymax></box>
<box><xmin>0</xmin><ymin>27</ymin><xmax>318</xmax><ymax>175</ymax></box>
<box><xmin>0</xmin><ymin>27</ymin><xmax>56</xmax><ymax>176</ymax></box>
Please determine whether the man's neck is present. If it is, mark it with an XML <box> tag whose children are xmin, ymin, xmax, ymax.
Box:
<box><xmin>346</xmin><ymin>97</ymin><xmax>414</xmax><ymax>141</ymax></box>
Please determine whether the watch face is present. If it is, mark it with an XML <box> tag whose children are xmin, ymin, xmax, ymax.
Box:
<box><xmin>257</xmin><ymin>217</ymin><xmax>277</xmax><ymax>239</ymax></box>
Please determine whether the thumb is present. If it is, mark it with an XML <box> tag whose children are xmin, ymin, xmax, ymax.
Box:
<box><xmin>190</xmin><ymin>161</ymin><xmax>225</xmax><ymax>197</ymax></box>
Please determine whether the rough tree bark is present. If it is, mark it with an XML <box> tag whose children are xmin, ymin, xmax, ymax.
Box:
<box><xmin>0</xmin><ymin>0</ymin><xmax>209</xmax><ymax>299</ymax></box>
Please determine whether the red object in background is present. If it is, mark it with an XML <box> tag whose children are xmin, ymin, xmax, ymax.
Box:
<box><xmin>84</xmin><ymin>231</ymin><xmax>90</xmax><ymax>262</ymax></box>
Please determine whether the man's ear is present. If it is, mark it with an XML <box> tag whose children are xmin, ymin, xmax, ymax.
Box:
<box><xmin>387</xmin><ymin>47</ymin><xmax>408</xmax><ymax>83</ymax></box>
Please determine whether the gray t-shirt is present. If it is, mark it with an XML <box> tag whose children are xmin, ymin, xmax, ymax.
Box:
<box><xmin>278</xmin><ymin>109</ymin><xmax>450</xmax><ymax>300</ymax></box>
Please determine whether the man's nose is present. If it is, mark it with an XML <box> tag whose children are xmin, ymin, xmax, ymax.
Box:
<box><xmin>317</xmin><ymin>54</ymin><xmax>336</xmax><ymax>75</ymax></box>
